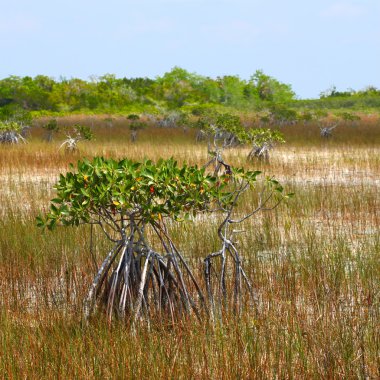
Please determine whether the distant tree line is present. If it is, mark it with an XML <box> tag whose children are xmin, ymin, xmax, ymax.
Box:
<box><xmin>292</xmin><ymin>85</ymin><xmax>380</xmax><ymax>110</ymax></box>
<box><xmin>319</xmin><ymin>85</ymin><xmax>380</xmax><ymax>98</ymax></box>
<box><xmin>0</xmin><ymin>67</ymin><xmax>295</xmax><ymax>115</ymax></box>
<box><xmin>0</xmin><ymin>67</ymin><xmax>378</xmax><ymax>119</ymax></box>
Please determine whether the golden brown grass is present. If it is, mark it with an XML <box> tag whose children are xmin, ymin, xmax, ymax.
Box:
<box><xmin>0</xmin><ymin>118</ymin><xmax>379</xmax><ymax>378</ymax></box>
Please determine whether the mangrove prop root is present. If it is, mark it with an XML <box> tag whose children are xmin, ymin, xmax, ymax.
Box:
<box><xmin>83</xmin><ymin>219</ymin><xmax>255</xmax><ymax>326</ymax></box>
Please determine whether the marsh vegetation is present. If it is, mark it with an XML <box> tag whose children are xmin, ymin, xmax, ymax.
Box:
<box><xmin>0</xmin><ymin>114</ymin><xmax>379</xmax><ymax>378</ymax></box>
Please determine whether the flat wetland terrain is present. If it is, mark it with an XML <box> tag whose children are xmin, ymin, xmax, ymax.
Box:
<box><xmin>0</xmin><ymin>117</ymin><xmax>379</xmax><ymax>378</ymax></box>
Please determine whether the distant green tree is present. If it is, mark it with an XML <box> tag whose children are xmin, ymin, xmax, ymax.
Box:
<box><xmin>320</xmin><ymin>85</ymin><xmax>353</xmax><ymax>98</ymax></box>
<box><xmin>247</xmin><ymin>128</ymin><xmax>285</xmax><ymax>162</ymax></box>
<box><xmin>42</xmin><ymin>119</ymin><xmax>59</xmax><ymax>142</ymax></box>
<box><xmin>155</xmin><ymin>67</ymin><xmax>207</xmax><ymax>107</ymax></box>
<box><xmin>357</xmin><ymin>86</ymin><xmax>380</xmax><ymax>97</ymax></box>
<box><xmin>0</xmin><ymin>121</ymin><xmax>27</xmax><ymax>144</ymax></box>
<box><xmin>59</xmin><ymin>124</ymin><xmax>93</xmax><ymax>152</ymax></box>
<box><xmin>217</xmin><ymin>75</ymin><xmax>247</xmax><ymax>106</ymax></box>
<box><xmin>0</xmin><ymin>75</ymin><xmax>56</xmax><ymax>110</ymax></box>
<box><xmin>249</xmin><ymin>70</ymin><xmax>295</xmax><ymax>103</ymax></box>
<box><xmin>127</xmin><ymin>114</ymin><xmax>147</xmax><ymax>142</ymax></box>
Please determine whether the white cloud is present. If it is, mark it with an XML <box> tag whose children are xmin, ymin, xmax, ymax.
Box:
<box><xmin>0</xmin><ymin>14</ymin><xmax>41</xmax><ymax>34</ymax></box>
<box><xmin>118</xmin><ymin>19</ymin><xmax>174</xmax><ymax>35</ymax></box>
<box><xmin>201</xmin><ymin>20</ymin><xmax>261</xmax><ymax>44</ymax></box>
<box><xmin>125</xmin><ymin>0</ymin><xmax>248</xmax><ymax>4</ymax></box>
<box><xmin>321</xmin><ymin>2</ymin><xmax>367</xmax><ymax>18</ymax></box>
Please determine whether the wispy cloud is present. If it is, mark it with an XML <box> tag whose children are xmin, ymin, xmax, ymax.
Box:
<box><xmin>120</xmin><ymin>20</ymin><xmax>173</xmax><ymax>35</ymax></box>
<box><xmin>321</xmin><ymin>2</ymin><xmax>367</xmax><ymax>18</ymax></box>
<box><xmin>201</xmin><ymin>20</ymin><xmax>262</xmax><ymax>44</ymax></box>
<box><xmin>0</xmin><ymin>14</ymin><xmax>41</xmax><ymax>34</ymax></box>
<box><xmin>126</xmin><ymin>0</ymin><xmax>246</xmax><ymax>4</ymax></box>
<box><xmin>113</xmin><ymin>17</ymin><xmax>176</xmax><ymax>41</ymax></box>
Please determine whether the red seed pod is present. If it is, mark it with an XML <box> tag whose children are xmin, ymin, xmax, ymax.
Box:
<box><xmin>150</xmin><ymin>186</ymin><xmax>155</xmax><ymax>194</ymax></box>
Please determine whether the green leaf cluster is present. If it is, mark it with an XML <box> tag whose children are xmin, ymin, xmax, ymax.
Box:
<box><xmin>247</xmin><ymin>128</ymin><xmax>285</xmax><ymax>147</ymax></box>
<box><xmin>194</xmin><ymin>112</ymin><xmax>249</xmax><ymax>145</ymax></box>
<box><xmin>42</xmin><ymin>118</ymin><xmax>59</xmax><ymax>132</ymax></box>
<box><xmin>127</xmin><ymin>115</ymin><xmax>147</xmax><ymax>131</ymax></box>
<box><xmin>37</xmin><ymin>157</ymin><xmax>262</xmax><ymax>230</ymax></box>
<box><xmin>0</xmin><ymin>120</ymin><xmax>23</xmax><ymax>133</ymax></box>
<box><xmin>70</xmin><ymin>124</ymin><xmax>93</xmax><ymax>140</ymax></box>
<box><xmin>338</xmin><ymin>111</ymin><xmax>361</xmax><ymax>122</ymax></box>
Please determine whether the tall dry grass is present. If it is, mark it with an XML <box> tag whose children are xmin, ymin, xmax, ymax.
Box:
<box><xmin>0</xmin><ymin>118</ymin><xmax>379</xmax><ymax>378</ymax></box>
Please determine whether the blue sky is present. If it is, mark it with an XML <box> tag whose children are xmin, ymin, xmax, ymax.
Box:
<box><xmin>0</xmin><ymin>0</ymin><xmax>379</xmax><ymax>98</ymax></box>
